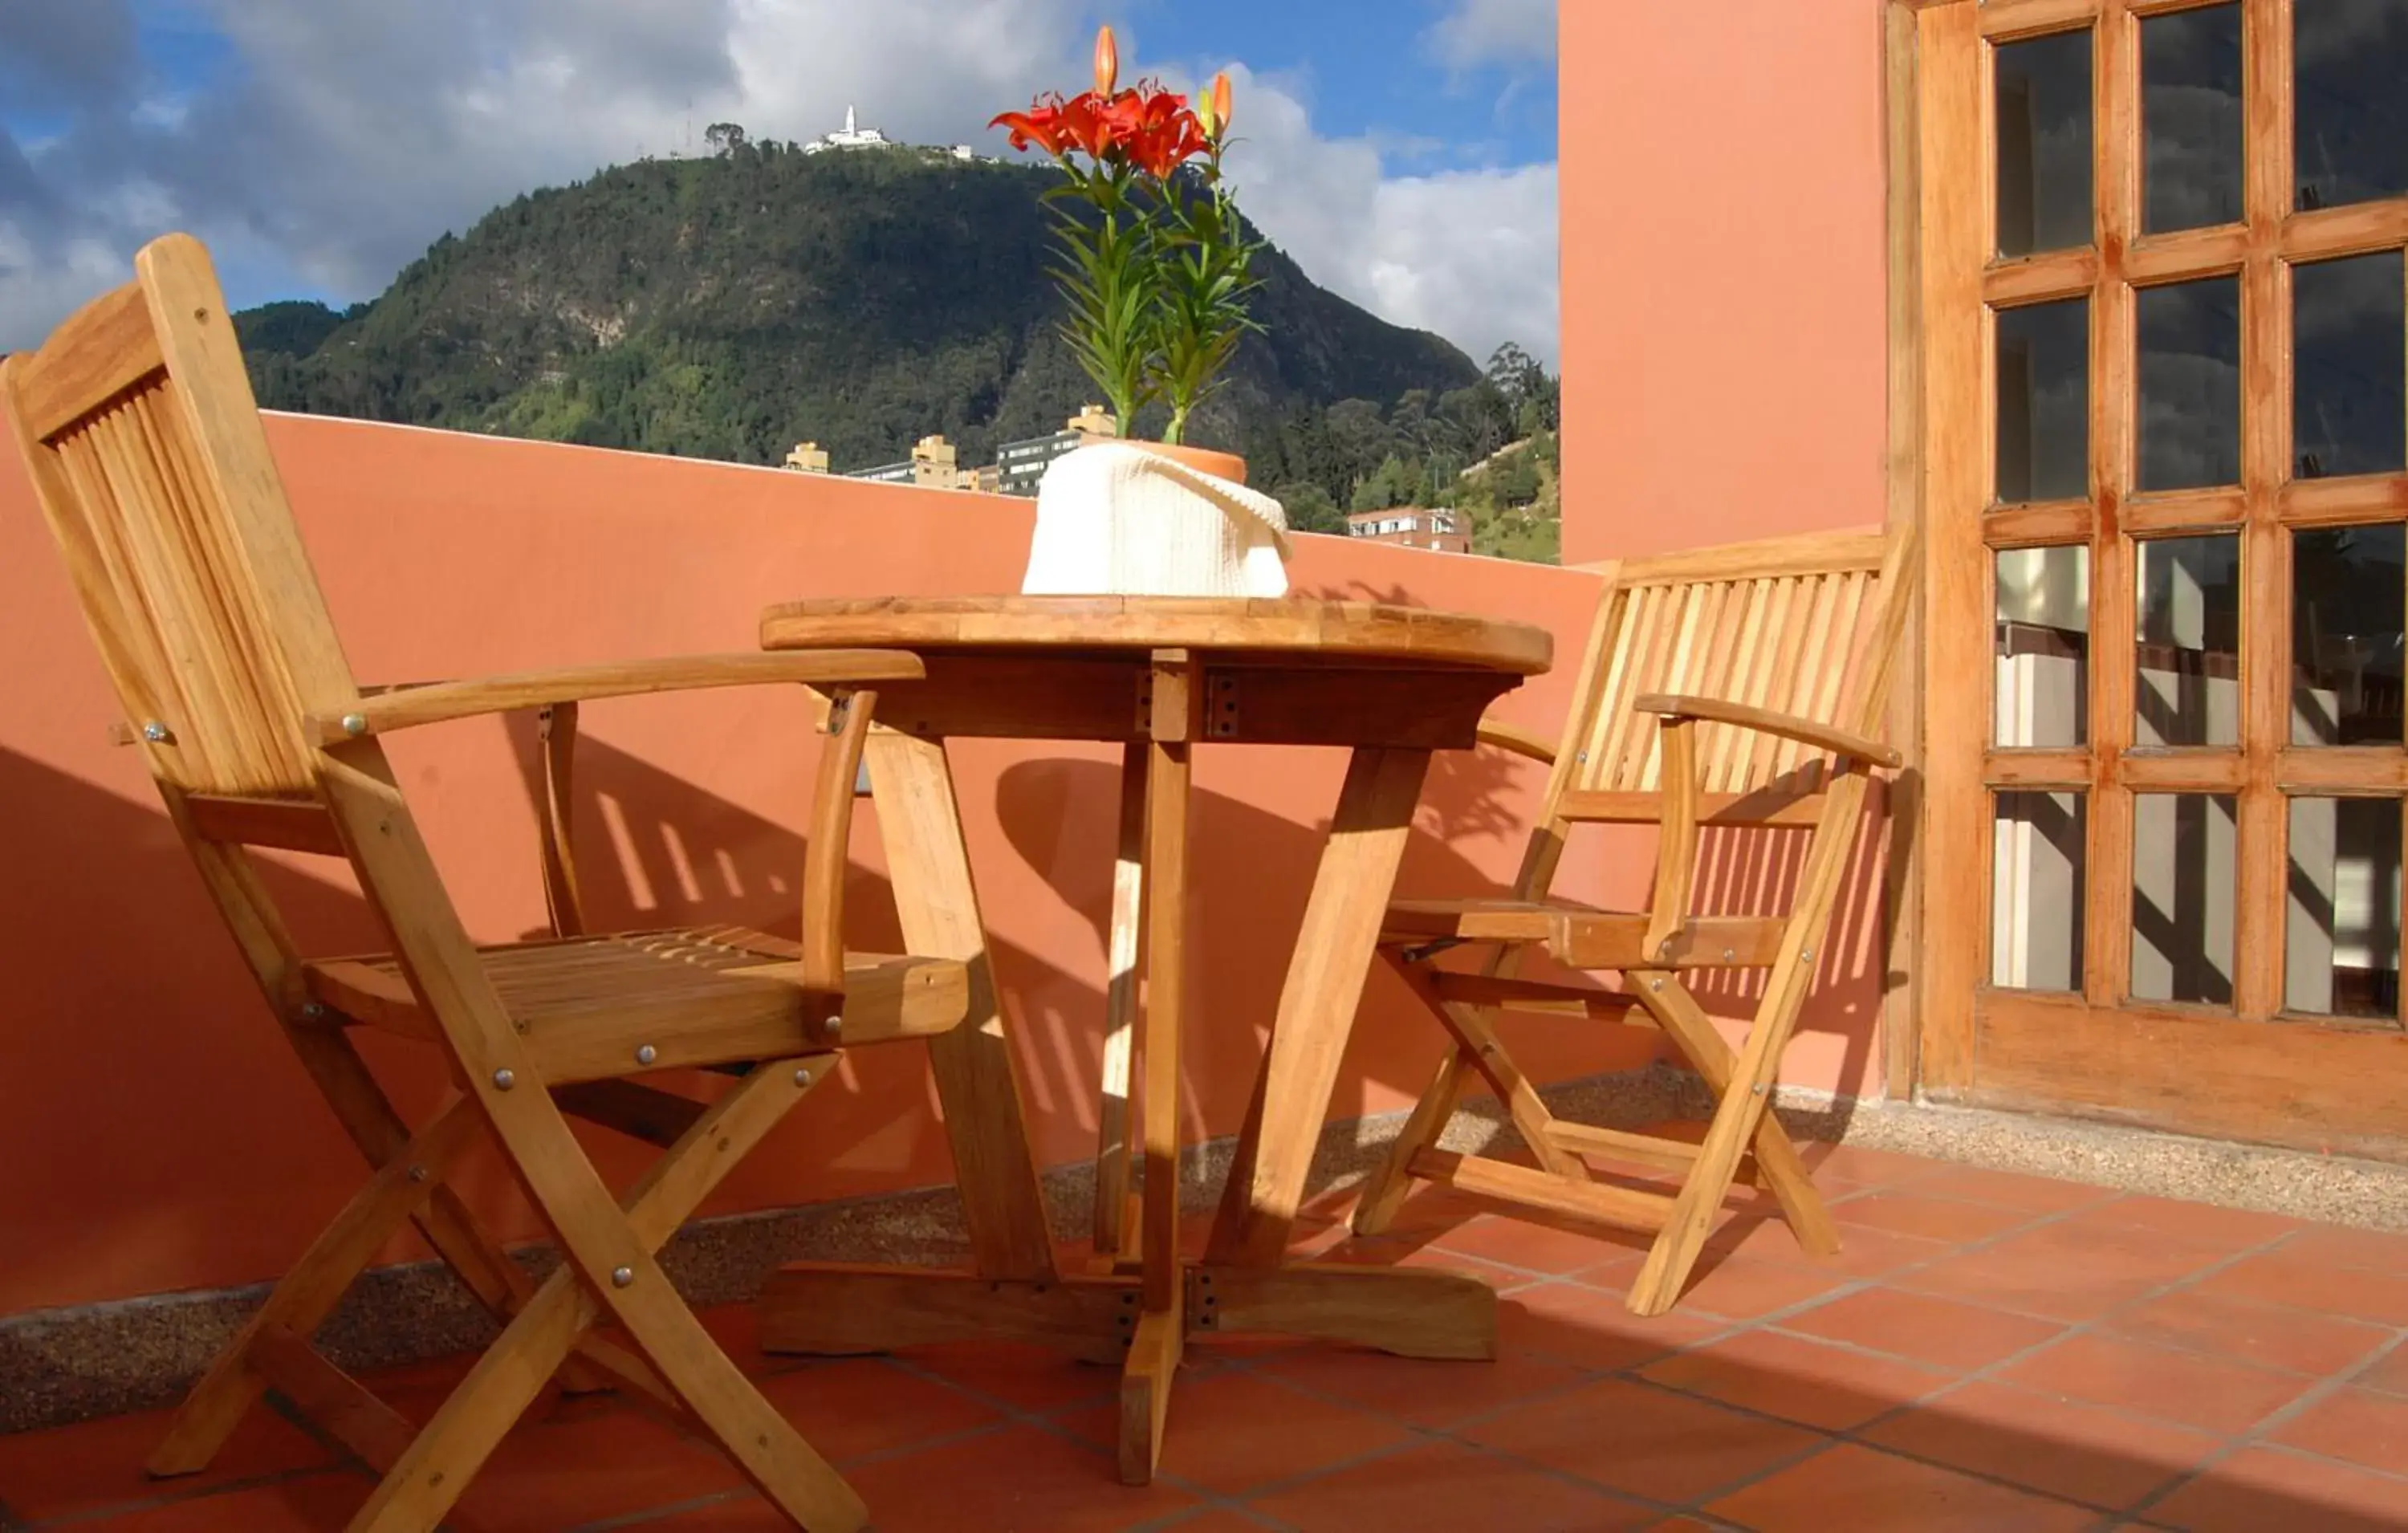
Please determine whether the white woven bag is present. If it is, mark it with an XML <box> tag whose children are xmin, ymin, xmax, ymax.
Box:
<box><xmin>1020</xmin><ymin>443</ymin><xmax>1293</xmax><ymax>597</ymax></box>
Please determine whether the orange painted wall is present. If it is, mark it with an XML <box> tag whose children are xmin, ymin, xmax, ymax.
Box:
<box><xmin>1558</xmin><ymin>0</ymin><xmax>1891</xmax><ymax>567</ymax></box>
<box><xmin>1555</xmin><ymin>0</ymin><xmax>1902</xmax><ymax>1093</ymax></box>
<box><xmin>0</xmin><ymin>414</ymin><xmax>1650</xmax><ymax>1315</ymax></box>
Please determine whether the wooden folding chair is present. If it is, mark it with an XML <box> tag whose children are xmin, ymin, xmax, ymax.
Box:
<box><xmin>2</xmin><ymin>233</ymin><xmax>965</xmax><ymax>1531</ymax></box>
<box><xmin>1352</xmin><ymin>525</ymin><xmax>1920</xmax><ymax>1316</ymax></box>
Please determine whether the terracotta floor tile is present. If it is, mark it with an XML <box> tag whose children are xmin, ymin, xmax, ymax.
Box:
<box><xmin>2103</xmin><ymin>1288</ymin><xmax>2392</xmax><ymax>1378</ymax></box>
<box><xmin>1832</xmin><ymin>1191</ymin><xmax>2041</xmax><ymax>1244</ymax></box>
<box><xmin>1057</xmin><ymin>1371</ymin><xmax>1408</xmax><ymax>1495</ymax></box>
<box><xmin>1796</xmin><ymin>1144</ymin><xmax>1938</xmax><ymax>1186</ymax></box>
<box><xmin>1150</xmin><ymin>1513</ymin><xmax>1285</xmax><ymax>1532</ymax></box>
<box><xmin>1705</xmin><ymin>1442</ymin><xmax>2097</xmax><ymax>1532</ymax></box>
<box><xmin>1259</xmin><ymin>1340</ymin><xmax>1587</xmax><ymax>1429</ymax></box>
<box><xmin>1434</xmin><ymin>1214</ymin><xmax>1653</xmax><ymax>1276</ymax></box>
<box><xmin>0</xmin><ymin>1403</ymin><xmax>332</xmax><ymax>1520</ymax></box>
<box><xmin>1896</xmin><ymin>1222</ymin><xmax>2229</xmax><ymax>1322</ymax></box>
<box><xmin>2194</xmin><ymin>1250</ymin><xmax>2408</xmax><ymax>1326</ymax></box>
<box><xmin>2268</xmin><ymin>1387</ymin><xmax>2408</xmax><ymax>1475</ymax></box>
<box><xmin>2000</xmin><ymin>1333</ymin><xmax>2316</xmax><ymax>1434</ymax></box>
<box><xmin>905</xmin><ymin>1340</ymin><xmax>1125</xmax><ymax>1414</ymax></box>
<box><xmin>1862</xmin><ymin>1380</ymin><xmax>2221</xmax><ymax>1511</ymax></box>
<box><xmin>2146</xmin><ymin>1445</ymin><xmax>2408</xmax><ymax>1532</ymax></box>
<box><xmin>1637</xmin><ymin>1328</ymin><xmax>1954</xmax><ymax>1431</ymax></box>
<box><xmin>2064</xmin><ymin>1196</ymin><xmax>2304</xmax><ymax>1250</ymax></box>
<box><xmin>1778</xmin><ymin>1287</ymin><xmax>2066</xmax><ymax>1371</ymax></box>
<box><xmin>755</xmin><ymin>1358</ymin><xmax>999</xmax><ymax>1464</ymax></box>
<box><xmin>2273</xmin><ymin>1224</ymin><xmax>2408</xmax><ymax>1274</ymax></box>
<box><xmin>464</xmin><ymin>1404</ymin><xmax>744</xmax><ymax>1527</ymax></box>
<box><xmin>1704</xmin><ymin>1216</ymin><xmax>1951</xmax><ymax>1279</ymax></box>
<box><xmin>1903</xmin><ymin>1164</ymin><xmax>2118</xmax><ymax>1214</ymax></box>
<box><xmin>1663</xmin><ymin>1254</ymin><xmax>1852</xmax><ymax>1321</ymax></box>
<box><xmin>1499</xmin><ymin>1281</ymin><xmax>1727</xmax><ymax>1372</ymax></box>
<box><xmin>2354</xmin><ymin>1343</ymin><xmax>2408</xmax><ymax>1396</ymax></box>
<box><xmin>624</xmin><ymin>1491</ymin><xmax>799</xmax><ymax>1530</ymax></box>
<box><xmin>1245</xmin><ymin>1438</ymin><xmax>1653</xmax><ymax>1532</ymax></box>
<box><xmin>840</xmin><ymin>1425</ymin><xmax>1194</xmax><ymax>1533</ymax></box>
<box><xmin>65</xmin><ymin>1473</ymin><xmax>372</xmax><ymax>1531</ymax></box>
<box><xmin>1465</xmin><ymin>1376</ymin><xmax>1824</xmax><ymax>1504</ymax></box>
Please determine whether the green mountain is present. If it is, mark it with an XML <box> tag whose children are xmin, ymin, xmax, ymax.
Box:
<box><xmin>235</xmin><ymin>140</ymin><xmax>1481</xmax><ymax>472</ymax></box>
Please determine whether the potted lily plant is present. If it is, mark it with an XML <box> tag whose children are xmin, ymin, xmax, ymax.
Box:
<box><xmin>995</xmin><ymin>28</ymin><xmax>1294</xmax><ymax>596</ymax></box>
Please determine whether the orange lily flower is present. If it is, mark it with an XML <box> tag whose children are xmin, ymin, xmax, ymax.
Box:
<box><xmin>1095</xmin><ymin>25</ymin><xmax>1119</xmax><ymax>96</ymax></box>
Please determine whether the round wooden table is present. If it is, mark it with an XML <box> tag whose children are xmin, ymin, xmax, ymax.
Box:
<box><xmin>750</xmin><ymin>596</ymin><xmax>1552</xmax><ymax>1484</ymax></box>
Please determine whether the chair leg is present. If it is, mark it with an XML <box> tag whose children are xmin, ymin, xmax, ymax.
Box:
<box><xmin>1638</xmin><ymin>980</ymin><xmax>1839</xmax><ymax>1256</ymax></box>
<box><xmin>149</xmin><ymin>1098</ymin><xmax>486</xmax><ymax>1478</ymax></box>
<box><xmin>1352</xmin><ymin>1046</ymin><xmax>1468</xmax><ymax>1236</ymax></box>
<box><xmin>1627</xmin><ymin>978</ymin><xmax>1830</xmax><ymax>1317</ymax></box>
<box><xmin>350</xmin><ymin>1053</ymin><xmax>860</xmax><ymax>1533</ymax></box>
<box><xmin>1387</xmin><ymin>955</ymin><xmax>1589</xmax><ymax>1183</ymax></box>
<box><xmin>283</xmin><ymin>1021</ymin><xmax>624</xmax><ymax>1399</ymax></box>
<box><xmin>1352</xmin><ymin>952</ymin><xmax>1588</xmax><ymax>1235</ymax></box>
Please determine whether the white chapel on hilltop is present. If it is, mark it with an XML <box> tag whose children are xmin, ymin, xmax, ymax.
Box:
<box><xmin>800</xmin><ymin>106</ymin><xmax>978</xmax><ymax>161</ymax></box>
<box><xmin>801</xmin><ymin>107</ymin><xmax>892</xmax><ymax>153</ymax></box>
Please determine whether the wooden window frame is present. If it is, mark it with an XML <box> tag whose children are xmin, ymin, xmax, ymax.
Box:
<box><xmin>1894</xmin><ymin>0</ymin><xmax>2408</xmax><ymax>1159</ymax></box>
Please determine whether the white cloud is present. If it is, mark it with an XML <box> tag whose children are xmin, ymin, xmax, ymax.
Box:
<box><xmin>1216</xmin><ymin>65</ymin><xmax>1557</xmax><ymax>365</ymax></box>
<box><xmin>0</xmin><ymin>0</ymin><xmax>1558</xmax><ymax>368</ymax></box>
<box><xmin>1426</xmin><ymin>0</ymin><xmax>1556</xmax><ymax>71</ymax></box>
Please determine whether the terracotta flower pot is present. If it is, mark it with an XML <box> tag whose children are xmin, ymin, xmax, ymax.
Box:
<box><xmin>1123</xmin><ymin>439</ymin><xmax>1247</xmax><ymax>486</ymax></box>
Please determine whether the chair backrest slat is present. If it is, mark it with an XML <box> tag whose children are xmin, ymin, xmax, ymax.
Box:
<box><xmin>5</xmin><ymin>235</ymin><xmax>361</xmax><ymax>801</ymax></box>
<box><xmin>1536</xmin><ymin>528</ymin><xmax>1914</xmax><ymax>883</ymax></box>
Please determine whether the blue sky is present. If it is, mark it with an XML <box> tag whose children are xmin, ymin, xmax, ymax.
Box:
<box><xmin>1</xmin><ymin>1</ymin><xmax>1560</xmax><ymax>360</ymax></box>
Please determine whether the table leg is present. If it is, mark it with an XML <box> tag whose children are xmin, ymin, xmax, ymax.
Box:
<box><xmin>1123</xmin><ymin>653</ymin><xmax>1198</xmax><ymax>1483</ymax></box>
<box><xmin>1092</xmin><ymin>743</ymin><xmax>1149</xmax><ymax>1261</ymax></box>
<box><xmin>1207</xmin><ymin>747</ymin><xmax>1433</xmax><ymax>1269</ymax></box>
<box><xmin>860</xmin><ymin>728</ymin><xmax>1057</xmax><ymax>1283</ymax></box>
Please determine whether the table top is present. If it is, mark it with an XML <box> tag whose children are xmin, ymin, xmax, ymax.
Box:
<box><xmin>759</xmin><ymin>596</ymin><xmax>1552</xmax><ymax>677</ymax></box>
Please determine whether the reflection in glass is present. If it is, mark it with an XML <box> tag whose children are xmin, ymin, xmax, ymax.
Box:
<box><xmin>2287</xmin><ymin>797</ymin><xmax>2402</xmax><ymax>1021</ymax></box>
<box><xmin>2296</xmin><ymin>0</ymin><xmax>2408</xmax><ymax>210</ymax></box>
<box><xmin>2137</xmin><ymin>277</ymin><xmax>2242</xmax><ymax>491</ymax></box>
<box><xmin>1995</xmin><ymin>792</ymin><xmax>2087</xmax><ymax>991</ymax></box>
<box><xmin>2136</xmin><ymin>535</ymin><xmax>2241</xmax><ymax>746</ymax></box>
<box><xmin>1996</xmin><ymin>30</ymin><xmax>2095</xmax><ymax>256</ymax></box>
<box><xmin>2293</xmin><ymin>526</ymin><xmax>2406</xmax><ymax>746</ymax></box>
<box><xmin>1996</xmin><ymin>547</ymin><xmax>2090</xmax><ymax>746</ymax></box>
<box><xmin>2142</xmin><ymin>3</ymin><xmax>2243</xmax><ymax>233</ymax></box>
<box><xmin>1996</xmin><ymin>299</ymin><xmax>2090</xmax><ymax>503</ymax></box>
<box><xmin>2132</xmin><ymin>793</ymin><xmax>2236</xmax><ymax>1006</ymax></box>
<box><xmin>2296</xmin><ymin>252</ymin><xmax>2406</xmax><ymax>480</ymax></box>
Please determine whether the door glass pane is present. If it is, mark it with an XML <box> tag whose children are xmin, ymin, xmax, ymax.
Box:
<box><xmin>2142</xmin><ymin>2</ymin><xmax>2243</xmax><ymax>234</ymax></box>
<box><xmin>1996</xmin><ymin>546</ymin><xmax>2091</xmax><ymax>746</ymax></box>
<box><xmin>2287</xmin><ymin>797</ymin><xmax>2402</xmax><ymax>1020</ymax></box>
<box><xmin>2137</xmin><ymin>276</ymin><xmax>2243</xmax><ymax>491</ymax></box>
<box><xmin>2137</xmin><ymin>535</ymin><xmax>2242</xmax><ymax>746</ymax></box>
<box><xmin>2293</xmin><ymin>526</ymin><xmax>2406</xmax><ymax>745</ymax></box>
<box><xmin>2132</xmin><ymin>793</ymin><xmax>2237</xmax><ymax>1005</ymax></box>
<box><xmin>2296</xmin><ymin>0</ymin><xmax>2408</xmax><ymax>210</ymax></box>
<box><xmin>1996</xmin><ymin>298</ymin><xmax>2090</xmax><ymax>502</ymax></box>
<box><xmin>2295</xmin><ymin>251</ymin><xmax>2407</xmax><ymax>481</ymax></box>
<box><xmin>1995</xmin><ymin>791</ymin><xmax>2088</xmax><ymax>990</ymax></box>
<box><xmin>1996</xmin><ymin>29</ymin><xmax>2096</xmax><ymax>256</ymax></box>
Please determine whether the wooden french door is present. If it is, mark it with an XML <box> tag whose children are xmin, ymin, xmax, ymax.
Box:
<box><xmin>1917</xmin><ymin>0</ymin><xmax>2408</xmax><ymax>1157</ymax></box>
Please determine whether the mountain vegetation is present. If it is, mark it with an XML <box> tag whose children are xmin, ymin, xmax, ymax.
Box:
<box><xmin>232</xmin><ymin>132</ymin><xmax>1565</xmax><ymax>561</ymax></box>
<box><xmin>233</xmin><ymin>136</ymin><xmax>1483</xmax><ymax>474</ymax></box>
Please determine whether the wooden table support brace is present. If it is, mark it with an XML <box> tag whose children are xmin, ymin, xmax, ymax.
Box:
<box><xmin>754</xmin><ymin>597</ymin><xmax>1550</xmax><ymax>1486</ymax></box>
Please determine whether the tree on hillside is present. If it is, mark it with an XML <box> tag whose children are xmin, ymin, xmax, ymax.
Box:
<box><xmin>1276</xmin><ymin>481</ymin><xmax>1346</xmax><ymax>535</ymax></box>
<box><xmin>706</xmin><ymin>122</ymin><xmax>748</xmax><ymax>155</ymax></box>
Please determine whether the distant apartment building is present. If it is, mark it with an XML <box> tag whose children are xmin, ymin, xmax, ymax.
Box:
<box><xmin>992</xmin><ymin>405</ymin><xmax>1117</xmax><ymax>498</ymax></box>
<box><xmin>832</xmin><ymin>407</ymin><xmax>1118</xmax><ymax>495</ymax></box>
<box><xmin>844</xmin><ymin>434</ymin><xmax>965</xmax><ymax>489</ymax></box>
<box><xmin>1347</xmin><ymin>506</ymin><xmax>1468</xmax><ymax>554</ymax></box>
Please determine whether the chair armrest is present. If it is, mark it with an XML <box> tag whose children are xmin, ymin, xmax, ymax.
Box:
<box><xmin>1633</xmin><ymin>693</ymin><xmax>1902</xmax><ymax>769</ymax></box>
<box><xmin>1476</xmin><ymin>714</ymin><xmax>1559</xmax><ymax>765</ymax></box>
<box><xmin>307</xmin><ymin>650</ymin><xmax>925</xmax><ymax>744</ymax></box>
